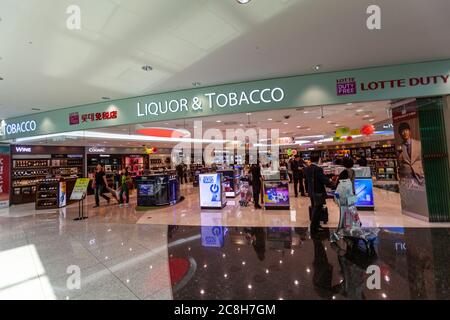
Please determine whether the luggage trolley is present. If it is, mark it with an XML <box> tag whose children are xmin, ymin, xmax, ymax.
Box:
<box><xmin>331</xmin><ymin>179</ymin><xmax>379</xmax><ymax>255</ymax></box>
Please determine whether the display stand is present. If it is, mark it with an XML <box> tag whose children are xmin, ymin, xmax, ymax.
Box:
<box><xmin>70</xmin><ymin>178</ymin><xmax>91</xmax><ymax>221</ymax></box>
<box><xmin>73</xmin><ymin>193</ymin><xmax>87</xmax><ymax>221</ymax></box>
<box><xmin>199</xmin><ymin>173</ymin><xmax>227</xmax><ymax>209</ymax></box>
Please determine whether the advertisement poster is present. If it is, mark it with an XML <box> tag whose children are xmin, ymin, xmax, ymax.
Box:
<box><xmin>0</xmin><ymin>145</ymin><xmax>10</xmax><ymax>208</ymax></box>
<box><xmin>263</xmin><ymin>181</ymin><xmax>290</xmax><ymax>208</ymax></box>
<box><xmin>354</xmin><ymin>178</ymin><xmax>374</xmax><ymax>207</ymax></box>
<box><xmin>70</xmin><ymin>178</ymin><xmax>91</xmax><ymax>200</ymax></box>
<box><xmin>199</xmin><ymin>173</ymin><xmax>225</xmax><ymax>208</ymax></box>
<box><xmin>58</xmin><ymin>181</ymin><xmax>67</xmax><ymax>207</ymax></box>
<box><xmin>392</xmin><ymin>101</ymin><xmax>429</xmax><ymax>219</ymax></box>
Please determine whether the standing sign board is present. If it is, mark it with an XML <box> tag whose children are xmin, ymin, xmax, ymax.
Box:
<box><xmin>0</xmin><ymin>145</ymin><xmax>10</xmax><ymax>208</ymax></box>
<box><xmin>70</xmin><ymin>178</ymin><xmax>91</xmax><ymax>200</ymax></box>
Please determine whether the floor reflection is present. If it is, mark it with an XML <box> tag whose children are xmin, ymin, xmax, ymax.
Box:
<box><xmin>167</xmin><ymin>226</ymin><xmax>450</xmax><ymax>300</ymax></box>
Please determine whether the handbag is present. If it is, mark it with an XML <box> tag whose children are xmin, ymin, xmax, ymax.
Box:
<box><xmin>311</xmin><ymin>165</ymin><xmax>326</xmax><ymax>206</ymax></box>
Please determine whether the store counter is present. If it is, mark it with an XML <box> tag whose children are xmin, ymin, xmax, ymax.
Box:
<box><xmin>217</xmin><ymin>169</ymin><xmax>240</xmax><ymax>198</ymax></box>
<box><xmin>135</xmin><ymin>174</ymin><xmax>180</xmax><ymax>207</ymax></box>
<box><xmin>35</xmin><ymin>176</ymin><xmax>78</xmax><ymax>210</ymax></box>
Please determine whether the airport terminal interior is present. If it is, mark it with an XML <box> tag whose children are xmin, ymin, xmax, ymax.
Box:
<box><xmin>1</xmin><ymin>0</ymin><xmax>450</xmax><ymax>301</ymax></box>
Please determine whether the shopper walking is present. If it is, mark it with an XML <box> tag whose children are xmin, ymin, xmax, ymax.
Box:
<box><xmin>176</xmin><ymin>162</ymin><xmax>184</xmax><ymax>184</ymax></box>
<box><xmin>119</xmin><ymin>168</ymin><xmax>131</xmax><ymax>207</ymax></box>
<box><xmin>292</xmin><ymin>154</ymin><xmax>307</xmax><ymax>197</ymax></box>
<box><xmin>251</xmin><ymin>162</ymin><xmax>262</xmax><ymax>209</ymax></box>
<box><xmin>93</xmin><ymin>164</ymin><xmax>110</xmax><ymax>208</ymax></box>
<box><xmin>305</xmin><ymin>153</ymin><xmax>333</xmax><ymax>234</ymax></box>
<box><xmin>182</xmin><ymin>163</ymin><xmax>188</xmax><ymax>184</ymax></box>
<box><xmin>287</xmin><ymin>157</ymin><xmax>293</xmax><ymax>183</ymax></box>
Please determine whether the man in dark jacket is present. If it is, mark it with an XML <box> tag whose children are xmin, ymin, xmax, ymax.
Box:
<box><xmin>305</xmin><ymin>153</ymin><xmax>333</xmax><ymax>233</ymax></box>
<box><xmin>251</xmin><ymin>162</ymin><xmax>262</xmax><ymax>209</ymax></box>
<box><xmin>291</xmin><ymin>154</ymin><xmax>306</xmax><ymax>197</ymax></box>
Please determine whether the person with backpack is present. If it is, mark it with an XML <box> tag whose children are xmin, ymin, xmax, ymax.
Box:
<box><xmin>305</xmin><ymin>153</ymin><xmax>333</xmax><ymax>234</ymax></box>
<box><xmin>336</xmin><ymin>157</ymin><xmax>356</xmax><ymax>193</ymax></box>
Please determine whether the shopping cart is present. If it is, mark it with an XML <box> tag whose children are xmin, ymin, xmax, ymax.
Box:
<box><xmin>331</xmin><ymin>179</ymin><xmax>379</xmax><ymax>255</ymax></box>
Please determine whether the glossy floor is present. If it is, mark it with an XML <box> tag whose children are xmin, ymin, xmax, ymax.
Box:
<box><xmin>2</xmin><ymin>184</ymin><xmax>450</xmax><ymax>228</ymax></box>
<box><xmin>0</xmin><ymin>184</ymin><xmax>449</xmax><ymax>299</ymax></box>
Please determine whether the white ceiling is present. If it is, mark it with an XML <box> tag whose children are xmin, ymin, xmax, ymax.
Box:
<box><xmin>16</xmin><ymin>101</ymin><xmax>393</xmax><ymax>148</ymax></box>
<box><xmin>1</xmin><ymin>0</ymin><xmax>450</xmax><ymax>119</ymax></box>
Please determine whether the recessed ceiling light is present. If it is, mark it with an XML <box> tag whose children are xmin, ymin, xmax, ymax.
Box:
<box><xmin>216</xmin><ymin>120</ymin><xmax>222</xmax><ymax>123</ymax></box>
<box><xmin>102</xmin><ymin>97</ymin><xmax>110</xmax><ymax>100</ymax></box>
<box><xmin>142</xmin><ymin>65</ymin><xmax>153</xmax><ymax>71</ymax></box>
<box><xmin>335</xmin><ymin>124</ymin><xmax>340</xmax><ymax>127</ymax></box>
<box><xmin>237</xmin><ymin>0</ymin><xmax>251</xmax><ymax>4</ymax></box>
<box><xmin>327</xmin><ymin>120</ymin><xmax>332</xmax><ymax>124</ymax></box>
<box><xmin>306</xmin><ymin>128</ymin><xmax>311</xmax><ymax>131</ymax></box>
<box><xmin>267</xmin><ymin>118</ymin><xmax>272</xmax><ymax>121</ymax></box>
<box><xmin>283</xmin><ymin>122</ymin><xmax>288</xmax><ymax>125</ymax></box>
<box><xmin>296</xmin><ymin>125</ymin><xmax>301</xmax><ymax>128</ymax></box>
<box><xmin>313</xmin><ymin>64</ymin><xmax>321</xmax><ymax>71</ymax></box>
<box><xmin>246</xmin><ymin>113</ymin><xmax>252</xmax><ymax>116</ymax></box>
<box><xmin>356</xmin><ymin>109</ymin><xmax>364</xmax><ymax>112</ymax></box>
<box><xmin>303</xmin><ymin>111</ymin><xmax>309</xmax><ymax>114</ymax></box>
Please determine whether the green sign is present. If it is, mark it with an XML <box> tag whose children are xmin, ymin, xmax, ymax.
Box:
<box><xmin>1</xmin><ymin>59</ymin><xmax>450</xmax><ymax>140</ymax></box>
<box><xmin>70</xmin><ymin>178</ymin><xmax>91</xmax><ymax>201</ymax></box>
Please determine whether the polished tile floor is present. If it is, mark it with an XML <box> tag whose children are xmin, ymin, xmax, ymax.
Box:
<box><xmin>0</xmin><ymin>184</ymin><xmax>449</xmax><ymax>299</ymax></box>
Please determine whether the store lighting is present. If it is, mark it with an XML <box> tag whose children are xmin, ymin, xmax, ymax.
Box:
<box><xmin>296</xmin><ymin>125</ymin><xmax>301</xmax><ymax>128</ymax></box>
<box><xmin>200</xmin><ymin>289</ymin><xmax>205</xmax><ymax>295</ymax></box>
<box><xmin>14</xmin><ymin>130</ymin><xmax>230</xmax><ymax>144</ymax></box>
<box><xmin>267</xmin><ymin>118</ymin><xmax>272</xmax><ymax>121</ymax></box>
<box><xmin>313</xmin><ymin>64</ymin><xmax>321</xmax><ymax>71</ymax></box>
<box><xmin>294</xmin><ymin>280</ymin><xmax>299</xmax><ymax>285</ymax></box>
<box><xmin>237</xmin><ymin>0</ymin><xmax>251</xmax><ymax>4</ymax></box>
<box><xmin>247</xmin><ymin>284</ymin><xmax>252</xmax><ymax>289</ymax></box>
<box><xmin>216</xmin><ymin>120</ymin><xmax>222</xmax><ymax>123</ymax></box>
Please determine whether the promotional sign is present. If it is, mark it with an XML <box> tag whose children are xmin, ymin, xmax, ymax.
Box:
<box><xmin>392</xmin><ymin>101</ymin><xmax>429</xmax><ymax>219</ymax></box>
<box><xmin>2</xmin><ymin>59</ymin><xmax>450</xmax><ymax>140</ymax></box>
<box><xmin>70</xmin><ymin>178</ymin><xmax>91</xmax><ymax>200</ymax></box>
<box><xmin>263</xmin><ymin>181</ymin><xmax>290</xmax><ymax>209</ymax></box>
<box><xmin>199</xmin><ymin>173</ymin><xmax>225</xmax><ymax>208</ymax></box>
<box><xmin>58</xmin><ymin>181</ymin><xmax>67</xmax><ymax>207</ymax></box>
<box><xmin>354</xmin><ymin>178</ymin><xmax>375</xmax><ymax>208</ymax></box>
<box><xmin>0</xmin><ymin>145</ymin><xmax>10</xmax><ymax>208</ymax></box>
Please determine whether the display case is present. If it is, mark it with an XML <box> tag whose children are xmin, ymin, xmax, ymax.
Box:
<box><xmin>11</xmin><ymin>146</ymin><xmax>85</xmax><ymax>205</ymax></box>
<box><xmin>263</xmin><ymin>180</ymin><xmax>290</xmax><ymax>210</ymax></box>
<box><xmin>199</xmin><ymin>173</ymin><xmax>227</xmax><ymax>209</ymax></box>
<box><xmin>217</xmin><ymin>169</ymin><xmax>240</xmax><ymax>198</ymax></box>
<box><xmin>35</xmin><ymin>178</ymin><xmax>68</xmax><ymax>210</ymax></box>
<box><xmin>135</xmin><ymin>173</ymin><xmax>180</xmax><ymax>207</ymax></box>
